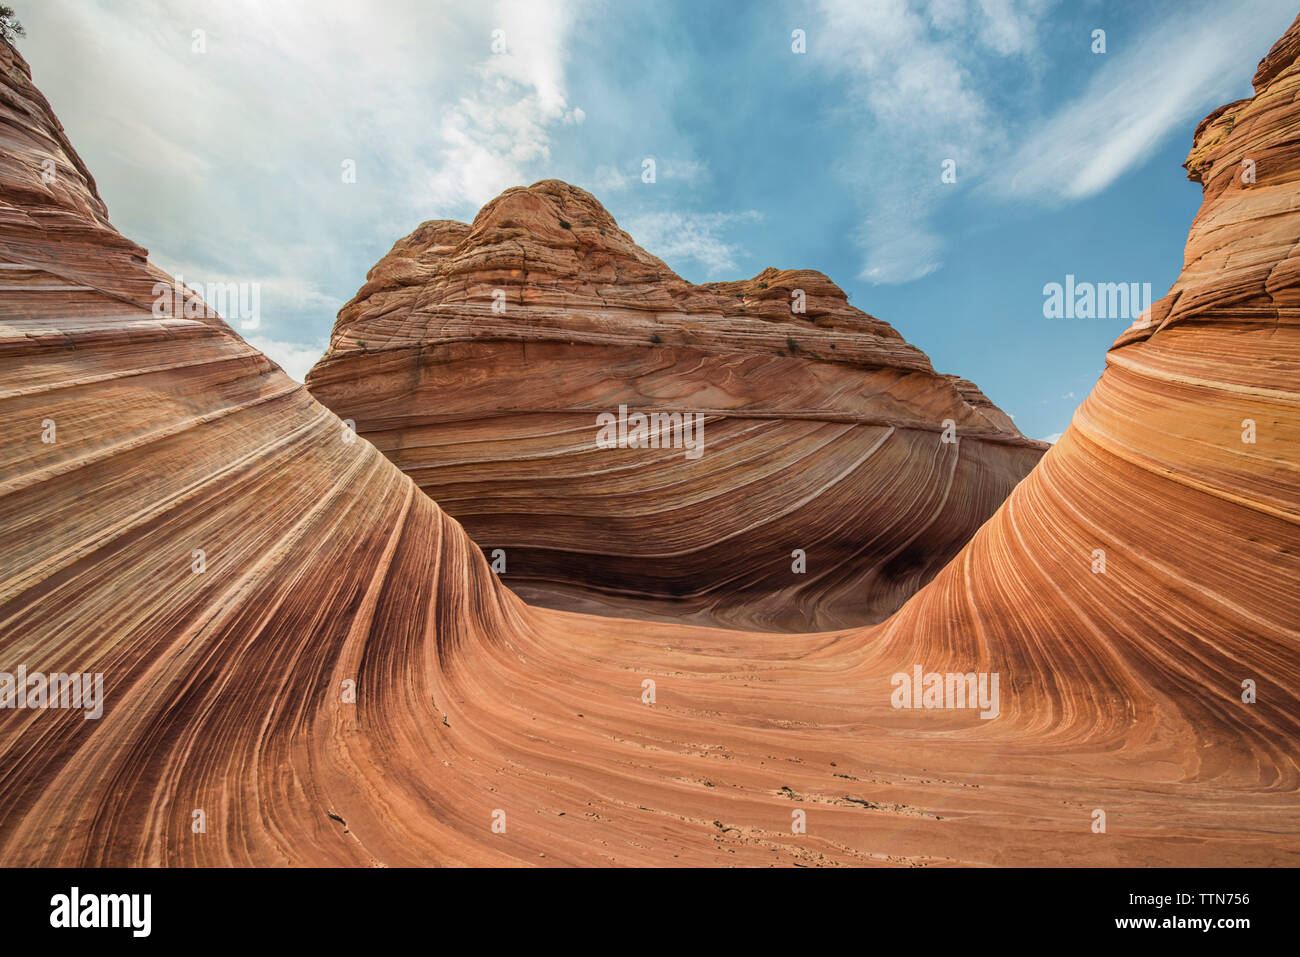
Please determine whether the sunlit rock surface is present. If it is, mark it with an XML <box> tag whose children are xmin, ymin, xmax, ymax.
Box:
<box><xmin>306</xmin><ymin>180</ymin><xmax>1043</xmax><ymax>630</ymax></box>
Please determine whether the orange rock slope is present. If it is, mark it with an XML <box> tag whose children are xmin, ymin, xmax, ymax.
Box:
<box><xmin>304</xmin><ymin>185</ymin><xmax>1043</xmax><ymax>630</ymax></box>
<box><xmin>0</xmin><ymin>19</ymin><xmax>1297</xmax><ymax>867</ymax></box>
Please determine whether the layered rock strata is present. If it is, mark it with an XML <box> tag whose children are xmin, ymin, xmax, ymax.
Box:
<box><xmin>306</xmin><ymin>182</ymin><xmax>1043</xmax><ymax>630</ymax></box>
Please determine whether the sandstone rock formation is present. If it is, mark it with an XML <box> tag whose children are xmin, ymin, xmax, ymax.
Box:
<box><xmin>305</xmin><ymin>183</ymin><xmax>1043</xmax><ymax>631</ymax></box>
<box><xmin>0</xmin><ymin>18</ymin><xmax>1297</xmax><ymax>868</ymax></box>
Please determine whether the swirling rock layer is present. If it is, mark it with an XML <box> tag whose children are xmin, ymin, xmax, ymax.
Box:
<box><xmin>305</xmin><ymin>184</ymin><xmax>1043</xmax><ymax>630</ymax></box>
<box><xmin>1</xmin><ymin>22</ymin><xmax>1298</xmax><ymax>867</ymax></box>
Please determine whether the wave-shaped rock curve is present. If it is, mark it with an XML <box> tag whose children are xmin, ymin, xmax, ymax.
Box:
<box><xmin>305</xmin><ymin>184</ymin><xmax>1043</xmax><ymax>631</ymax></box>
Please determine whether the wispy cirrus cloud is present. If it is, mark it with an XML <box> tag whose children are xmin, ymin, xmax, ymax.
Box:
<box><xmin>622</xmin><ymin>210</ymin><xmax>763</xmax><ymax>277</ymax></box>
<box><xmin>427</xmin><ymin>0</ymin><xmax>592</xmax><ymax>210</ymax></box>
<box><xmin>585</xmin><ymin>156</ymin><xmax>710</xmax><ymax>195</ymax></box>
<box><xmin>810</xmin><ymin>0</ymin><xmax>1295</xmax><ymax>284</ymax></box>
<box><xmin>810</xmin><ymin>0</ymin><xmax>1053</xmax><ymax>284</ymax></box>
<box><xmin>999</xmin><ymin>0</ymin><xmax>1293</xmax><ymax>202</ymax></box>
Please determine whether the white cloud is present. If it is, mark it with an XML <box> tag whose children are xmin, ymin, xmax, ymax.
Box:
<box><xmin>588</xmin><ymin>164</ymin><xmax>630</xmax><ymax>193</ymax></box>
<box><xmin>426</xmin><ymin>0</ymin><xmax>588</xmax><ymax>210</ymax></box>
<box><xmin>246</xmin><ymin>336</ymin><xmax>327</xmax><ymax>383</ymax></box>
<box><xmin>812</xmin><ymin>0</ymin><xmax>1051</xmax><ymax>283</ymax></box>
<box><xmin>583</xmin><ymin>156</ymin><xmax>708</xmax><ymax>195</ymax></box>
<box><xmin>1000</xmin><ymin>0</ymin><xmax>1298</xmax><ymax>203</ymax></box>
<box><xmin>660</xmin><ymin>157</ymin><xmax>709</xmax><ymax>184</ymax></box>
<box><xmin>16</xmin><ymin>0</ymin><xmax>592</xmax><ymax>355</ymax></box>
<box><xmin>622</xmin><ymin>210</ymin><xmax>762</xmax><ymax>278</ymax></box>
<box><xmin>1040</xmin><ymin>431</ymin><xmax>1063</xmax><ymax>444</ymax></box>
<box><xmin>812</xmin><ymin>0</ymin><xmax>1296</xmax><ymax>283</ymax></box>
<box><xmin>148</xmin><ymin>258</ymin><xmax>339</xmax><ymax>312</ymax></box>
<box><xmin>853</xmin><ymin>191</ymin><xmax>944</xmax><ymax>283</ymax></box>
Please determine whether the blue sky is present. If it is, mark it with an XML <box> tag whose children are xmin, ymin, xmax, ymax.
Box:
<box><xmin>14</xmin><ymin>0</ymin><xmax>1298</xmax><ymax>441</ymax></box>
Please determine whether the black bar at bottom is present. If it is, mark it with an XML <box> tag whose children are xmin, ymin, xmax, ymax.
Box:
<box><xmin>0</xmin><ymin>866</ymin><xmax>1280</xmax><ymax>945</ymax></box>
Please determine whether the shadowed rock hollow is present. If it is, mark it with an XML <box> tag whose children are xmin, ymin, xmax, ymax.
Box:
<box><xmin>306</xmin><ymin>181</ymin><xmax>1044</xmax><ymax>631</ymax></box>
